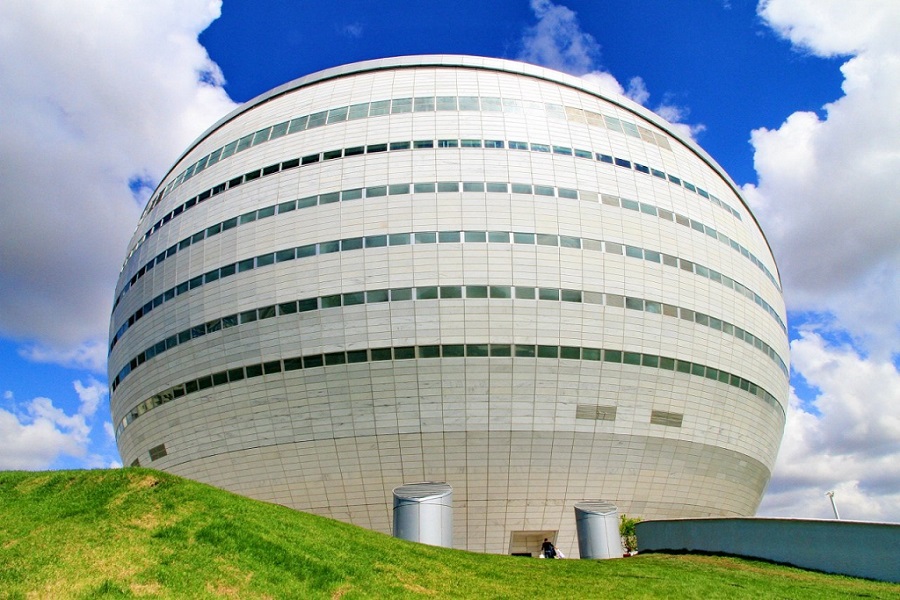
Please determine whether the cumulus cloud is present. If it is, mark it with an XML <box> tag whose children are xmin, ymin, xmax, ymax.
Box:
<box><xmin>518</xmin><ymin>0</ymin><xmax>703</xmax><ymax>137</ymax></box>
<box><xmin>0</xmin><ymin>395</ymin><xmax>90</xmax><ymax>470</ymax></box>
<box><xmin>0</xmin><ymin>0</ymin><xmax>237</xmax><ymax>368</ymax></box>
<box><xmin>74</xmin><ymin>377</ymin><xmax>107</xmax><ymax>418</ymax></box>
<box><xmin>749</xmin><ymin>0</ymin><xmax>900</xmax><ymax>521</ymax></box>
<box><xmin>745</xmin><ymin>0</ymin><xmax>900</xmax><ymax>357</ymax></box>
<box><xmin>0</xmin><ymin>378</ymin><xmax>112</xmax><ymax>470</ymax></box>
<box><xmin>518</xmin><ymin>0</ymin><xmax>600</xmax><ymax>75</ymax></box>
<box><xmin>758</xmin><ymin>331</ymin><xmax>900</xmax><ymax>521</ymax></box>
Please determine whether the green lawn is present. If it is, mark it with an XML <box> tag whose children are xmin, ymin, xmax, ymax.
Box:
<box><xmin>1</xmin><ymin>469</ymin><xmax>896</xmax><ymax>599</ymax></box>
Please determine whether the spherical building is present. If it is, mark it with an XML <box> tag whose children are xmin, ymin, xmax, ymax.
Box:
<box><xmin>110</xmin><ymin>56</ymin><xmax>788</xmax><ymax>556</ymax></box>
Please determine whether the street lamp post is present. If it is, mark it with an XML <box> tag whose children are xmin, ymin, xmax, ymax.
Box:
<box><xmin>826</xmin><ymin>491</ymin><xmax>840</xmax><ymax>519</ymax></box>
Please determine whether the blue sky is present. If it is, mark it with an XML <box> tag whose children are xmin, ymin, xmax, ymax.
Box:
<box><xmin>1</xmin><ymin>0</ymin><xmax>898</xmax><ymax>521</ymax></box>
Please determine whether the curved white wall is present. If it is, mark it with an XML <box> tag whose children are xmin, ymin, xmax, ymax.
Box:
<box><xmin>110</xmin><ymin>56</ymin><xmax>788</xmax><ymax>555</ymax></box>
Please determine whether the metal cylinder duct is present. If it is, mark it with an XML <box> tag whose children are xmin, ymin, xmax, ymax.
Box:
<box><xmin>575</xmin><ymin>500</ymin><xmax>623</xmax><ymax>559</ymax></box>
<box><xmin>392</xmin><ymin>482</ymin><xmax>453</xmax><ymax>548</ymax></box>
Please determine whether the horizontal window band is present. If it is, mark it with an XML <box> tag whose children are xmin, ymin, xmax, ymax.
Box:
<box><xmin>110</xmin><ymin>284</ymin><xmax>787</xmax><ymax>393</ymax></box>
<box><xmin>140</xmin><ymin>92</ymin><xmax>718</xmax><ymax>224</ymax></box>
<box><xmin>115</xmin><ymin>343</ymin><xmax>784</xmax><ymax>441</ymax></box>
<box><xmin>110</xmin><ymin>227</ymin><xmax>786</xmax><ymax>357</ymax></box>
<box><xmin>116</xmin><ymin>175</ymin><xmax>779</xmax><ymax>315</ymax></box>
<box><xmin>124</xmin><ymin>127</ymin><xmax>750</xmax><ymax>285</ymax></box>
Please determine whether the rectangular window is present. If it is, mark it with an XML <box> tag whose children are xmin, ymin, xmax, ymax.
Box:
<box><xmin>344</xmin><ymin>145</ymin><xmax>365</xmax><ymax>156</ymax></box>
<box><xmin>650</xmin><ymin>410</ymin><xmax>683</xmax><ymax>427</ymax></box>
<box><xmin>489</xmin><ymin>285</ymin><xmax>511</xmax><ymax>298</ymax></box>
<box><xmin>415</xmin><ymin>231</ymin><xmax>437</xmax><ymax>244</ymax></box>
<box><xmin>367</xmin><ymin>289</ymin><xmax>389</xmax><ymax>303</ymax></box>
<box><xmin>366</xmin><ymin>185</ymin><xmax>387</xmax><ymax>197</ymax></box>
<box><xmin>560</xmin><ymin>289</ymin><xmax>582</xmax><ymax>303</ymax></box>
<box><xmin>515</xmin><ymin>344</ymin><xmax>536</xmax><ymax>357</ymax></box>
<box><xmin>303</xmin><ymin>355</ymin><xmax>324</xmax><ymax>368</ymax></box>
<box><xmin>325</xmin><ymin>352</ymin><xmax>346</xmax><ymax>365</ymax></box>
<box><xmin>391</xmin><ymin>98</ymin><xmax>412</xmax><ymax>113</ymax></box>
<box><xmin>348</xmin><ymin>103</ymin><xmax>369</xmax><ymax>120</ymax></box>
<box><xmin>419</xmin><ymin>345</ymin><xmax>441</xmax><ymax>358</ymax></box>
<box><xmin>365</xmin><ymin>234</ymin><xmax>387</xmax><ymax>248</ymax></box>
<box><xmin>148</xmin><ymin>444</ymin><xmax>167</xmax><ymax>461</ymax></box>
<box><xmin>389</xmin><ymin>233</ymin><xmax>410</xmax><ymax>246</ymax></box>
<box><xmin>369</xmin><ymin>100</ymin><xmax>390</xmax><ymax>116</ymax></box>
<box><xmin>484</xmin><ymin>140</ymin><xmax>504</xmax><ymax>149</ymax></box>
<box><xmin>288</xmin><ymin>116</ymin><xmax>308</xmax><ymax>134</ymax></box>
<box><xmin>481</xmin><ymin>97</ymin><xmax>502</xmax><ymax>111</ymax></box>
<box><xmin>536</xmin><ymin>234</ymin><xmax>558</xmax><ymax>246</ymax></box>
<box><xmin>530</xmin><ymin>143</ymin><xmax>550</xmax><ymax>153</ymax></box>
<box><xmin>511</xmin><ymin>183</ymin><xmax>532</xmax><ymax>194</ymax></box>
<box><xmin>414</xmin><ymin>97</ymin><xmax>435</xmax><ymax>112</ymax></box>
<box><xmin>321</xmin><ymin>294</ymin><xmax>341</xmax><ymax>308</ymax></box>
<box><xmin>464</xmin><ymin>230</ymin><xmax>486</xmax><ymax>242</ymax></box>
<box><xmin>461</xmin><ymin>139</ymin><xmax>482</xmax><ymax>148</ymax></box>
<box><xmin>539</xmin><ymin>288</ymin><xmax>560</xmax><ymax>301</ymax></box>
<box><xmin>466</xmin><ymin>344</ymin><xmax>489</xmax><ymax>357</ymax></box>
<box><xmin>509</xmin><ymin>141</ymin><xmax>528</xmax><ymax>150</ymax></box>
<box><xmin>440</xmin><ymin>286</ymin><xmax>462</xmax><ymax>299</ymax></box>
<box><xmin>466</xmin><ymin>285</ymin><xmax>488</xmax><ymax>298</ymax></box>
<box><xmin>388</xmin><ymin>183</ymin><xmax>410</xmax><ymax>195</ymax></box>
<box><xmin>391</xmin><ymin>288</ymin><xmax>412</xmax><ymax>301</ymax></box>
<box><xmin>537</xmin><ymin>345</ymin><xmax>558</xmax><ymax>358</ymax></box>
<box><xmin>513</xmin><ymin>232</ymin><xmax>535</xmax><ymax>244</ymax></box>
<box><xmin>414</xmin><ymin>182</ymin><xmax>436</xmax><ymax>193</ymax></box>
<box><xmin>342</xmin><ymin>188</ymin><xmax>363</xmax><ymax>201</ymax></box>
<box><xmin>304</xmin><ymin>111</ymin><xmax>326</xmax><ymax>128</ymax></box>
<box><xmin>276</xmin><ymin>248</ymin><xmax>296</xmax><ymax>262</ymax></box>
<box><xmin>413</xmin><ymin>139</ymin><xmax>434</xmax><ymax>149</ymax></box>
<box><xmin>488</xmin><ymin>231</ymin><xmax>509</xmax><ymax>243</ymax></box>
<box><xmin>458</xmin><ymin>96</ymin><xmax>479</xmax><ymax>110</ymax></box>
<box><xmin>319</xmin><ymin>241</ymin><xmax>339</xmax><ymax>254</ymax></box>
<box><xmin>341</xmin><ymin>237</ymin><xmax>363</xmax><ymax>251</ymax></box>
<box><xmin>552</xmin><ymin>145</ymin><xmax>572</xmax><ymax>155</ymax></box>
<box><xmin>436</xmin><ymin>96</ymin><xmax>457</xmax><ymax>111</ymax></box>
<box><xmin>437</xmin><ymin>139</ymin><xmax>458</xmax><ymax>148</ymax></box>
<box><xmin>534</xmin><ymin>185</ymin><xmax>555</xmax><ymax>196</ymax></box>
<box><xmin>367</xmin><ymin>143</ymin><xmax>388</xmax><ymax>153</ymax></box>
<box><xmin>416</xmin><ymin>286</ymin><xmax>438</xmax><ymax>300</ymax></box>
<box><xmin>438</xmin><ymin>231</ymin><xmax>460</xmax><ymax>243</ymax></box>
<box><xmin>395</xmin><ymin>346</ymin><xmax>416</xmax><ymax>360</ymax></box>
<box><xmin>442</xmin><ymin>344</ymin><xmax>465</xmax><ymax>357</ymax></box>
<box><xmin>389</xmin><ymin>141</ymin><xmax>411</xmax><ymax>151</ymax></box>
<box><xmin>437</xmin><ymin>181</ymin><xmax>459</xmax><ymax>192</ymax></box>
<box><xmin>515</xmin><ymin>286</ymin><xmax>536</xmax><ymax>300</ymax></box>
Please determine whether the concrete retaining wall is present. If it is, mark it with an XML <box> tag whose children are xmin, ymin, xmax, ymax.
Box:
<box><xmin>637</xmin><ymin>517</ymin><xmax>900</xmax><ymax>583</ymax></box>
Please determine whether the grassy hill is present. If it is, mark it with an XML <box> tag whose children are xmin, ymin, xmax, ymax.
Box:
<box><xmin>1</xmin><ymin>469</ymin><xmax>896</xmax><ymax>599</ymax></box>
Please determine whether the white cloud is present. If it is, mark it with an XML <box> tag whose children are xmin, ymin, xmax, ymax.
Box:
<box><xmin>0</xmin><ymin>395</ymin><xmax>91</xmax><ymax>470</ymax></box>
<box><xmin>518</xmin><ymin>0</ymin><xmax>600</xmax><ymax>76</ymax></box>
<box><xmin>18</xmin><ymin>340</ymin><xmax>107</xmax><ymax>374</ymax></box>
<box><xmin>758</xmin><ymin>331</ymin><xmax>900</xmax><ymax>522</ymax></box>
<box><xmin>745</xmin><ymin>0</ymin><xmax>900</xmax><ymax>358</ymax></box>
<box><xmin>750</xmin><ymin>0</ymin><xmax>900</xmax><ymax>523</ymax></box>
<box><xmin>518</xmin><ymin>1</ymin><xmax>703</xmax><ymax>137</ymax></box>
<box><xmin>73</xmin><ymin>377</ymin><xmax>107</xmax><ymax>418</ymax></box>
<box><xmin>0</xmin><ymin>0</ymin><xmax>237</xmax><ymax>366</ymax></box>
